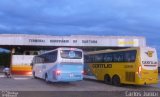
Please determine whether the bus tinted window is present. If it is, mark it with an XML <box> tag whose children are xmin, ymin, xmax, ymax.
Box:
<box><xmin>85</xmin><ymin>55</ymin><xmax>95</xmax><ymax>63</ymax></box>
<box><xmin>61</xmin><ymin>50</ymin><xmax>82</xmax><ymax>59</ymax></box>
<box><xmin>43</xmin><ymin>51</ymin><xmax>57</xmax><ymax>63</ymax></box>
<box><xmin>104</xmin><ymin>53</ymin><xmax>113</xmax><ymax>62</ymax></box>
<box><xmin>33</xmin><ymin>51</ymin><xmax>57</xmax><ymax>64</ymax></box>
<box><xmin>35</xmin><ymin>56</ymin><xmax>44</xmax><ymax>63</ymax></box>
<box><xmin>84</xmin><ymin>55</ymin><xmax>91</xmax><ymax>63</ymax></box>
<box><xmin>113</xmin><ymin>52</ymin><xmax>124</xmax><ymax>62</ymax></box>
<box><xmin>95</xmin><ymin>54</ymin><xmax>103</xmax><ymax>62</ymax></box>
<box><xmin>124</xmin><ymin>50</ymin><xmax>137</xmax><ymax>62</ymax></box>
<box><xmin>85</xmin><ymin>50</ymin><xmax>137</xmax><ymax>63</ymax></box>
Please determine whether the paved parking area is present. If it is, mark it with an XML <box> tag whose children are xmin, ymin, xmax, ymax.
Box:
<box><xmin>0</xmin><ymin>75</ymin><xmax>160</xmax><ymax>91</ymax></box>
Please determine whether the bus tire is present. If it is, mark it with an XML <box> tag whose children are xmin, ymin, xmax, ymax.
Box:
<box><xmin>112</xmin><ymin>75</ymin><xmax>121</xmax><ymax>86</ymax></box>
<box><xmin>45</xmin><ymin>73</ymin><xmax>49</xmax><ymax>83</ymax></box>
<box><xmin>104</xmin><ymin>74</ymin><xmax>111</xmax><ymax>84</ymax></box>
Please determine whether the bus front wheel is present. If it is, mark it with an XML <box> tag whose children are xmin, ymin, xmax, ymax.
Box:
<box><xmin>104</xmin><ymin>74</ymin><xmax>111</xmax><ymax>84</ymax></box>
<box><xmin>112</xmin><ymin>75</ymin><xmax>121</xmax><ymax>86</ymax></box>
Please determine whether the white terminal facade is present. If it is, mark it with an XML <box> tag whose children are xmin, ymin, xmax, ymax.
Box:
<box><xmin>0</xmin><ymin>34</ymin><xmax>146</xmax><ymax>75</ymax></box>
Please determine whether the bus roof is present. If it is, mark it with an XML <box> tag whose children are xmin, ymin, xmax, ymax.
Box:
<box><xmin>85</xmin><ymin>47</ymin><xmax>156</xmax><ymax>55</ymax></box>
<box><xmin>36</xmin><ymin>47</ymin><xmax>82</xmax><ymax>56</ymax></box>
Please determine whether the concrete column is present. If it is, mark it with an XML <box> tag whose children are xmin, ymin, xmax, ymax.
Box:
<box><xmin>10</xmin><ymin>48</ymin><xmax>15</xmax><ymax>74</ymax></box>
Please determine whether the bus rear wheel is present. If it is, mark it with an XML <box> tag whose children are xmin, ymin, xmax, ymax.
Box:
<box><xmin>112</xmin><ymin>75</ymin><xmax>121</xmax><ymax>86</ymax></box>
<box><xmin>104</xmin><ymin>74</ymin><xmax>111</xmax><ymax>84</ymax></box>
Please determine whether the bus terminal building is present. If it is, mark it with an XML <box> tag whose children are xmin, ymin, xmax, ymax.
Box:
<box><xmin>0</xmin><ymin>34</ymin><xmax>146</xmax><ymax>75</ymax></box>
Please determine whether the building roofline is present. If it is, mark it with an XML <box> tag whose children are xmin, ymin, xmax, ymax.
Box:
<box><xmin>0</xmin><ymin>34</ymin><xmax>145</xmax><ymax>38</ymax></box>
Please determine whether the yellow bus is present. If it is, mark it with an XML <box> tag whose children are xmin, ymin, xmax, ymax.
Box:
<box><xmin>84</xmin><ymin>47</ymin><xmax>158</xmax><ymax>86</ymax></box>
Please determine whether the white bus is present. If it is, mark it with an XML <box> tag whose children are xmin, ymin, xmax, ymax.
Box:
<box><xmin>32</xmin><ymin>47</ymin><xmax>84</xmax><ymax>82</ymax></box>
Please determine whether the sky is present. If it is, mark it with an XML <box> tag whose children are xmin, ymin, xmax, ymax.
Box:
<box><xmin>0</xmin><ymin>0</ymin><xmax>160</xmax><ymax>59</ymax></box>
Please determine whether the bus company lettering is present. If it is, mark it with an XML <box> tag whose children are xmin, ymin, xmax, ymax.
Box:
<box><xmin>124</xmin><ymin>65</ymin><xmax>133</xmax><ymax>68</ymax></box>
<box><xmin>92</xmin><ymin>64</ymin><xmax>112</xmax><ymax>68</ymax></box>
<box><xmin>142</xmin><ymin>61</ymin><xmax>158</xmax><ymax>64</ymax></box>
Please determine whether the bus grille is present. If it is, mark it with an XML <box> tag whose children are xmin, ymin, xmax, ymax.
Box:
<box><xmin>125</xmin><ymin>72</ymin><xmax>135</xmax><ymax>82</ymax></box>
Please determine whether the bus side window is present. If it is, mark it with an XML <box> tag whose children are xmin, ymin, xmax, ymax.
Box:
<box><xmin>113</xmin><ymin>52</ymin><xmax>118</xmax><ymax>62</ymax></box>
<box><xmin>130</xmin><ymin>51</ymin><xmax>136</xmax><ymax>62</ymax></box>
<box><xmin>50</xmin><ymin>51</ymin><xmax>57</xmax><ymax>62</ymax></box>
<box><xmin>124</xmin><ymin>50</ymin><xmax>136</xmax><ymax>62</ymax></box>
<box><xmin>95</xmin><ymin>54</ymin><xmax>103</xmax><ymax>62</ymax></box>
<box><xmin>113</xmin><ymin>52</ymin><xmax>124</xmax><ymax>62</ymax></box>
<box><xmin>125</xmin><ymin>52</ymin><xmax>131</xmax><ymax>62</ymax></box>
<box><xmin>89</xmin><ymin>55</ymin><xmax>95</xmax><ymax>63</ymax></box>
<box><xmin>84</xmin><ymin>55</ymin><xmax>89</xmax><ymax>63</ymax></box>
<box><xmin>43</xmin><ymin>51</ymin><xmax>57</xmax><ymax>63</ymax></box>
<box><xmin>86</xmin><ymin>55</ymin><xmax>94</xmax><ymax>63</ymax></box>
<box><xmin>36</xmin><ymin>56</ymin><xmax>44</xmax><ymax>63</ymax></box>
<box><xmin>117</xmin><ymin>52</ymin><xmax>124</xmax><ymax>62</ymax></box>
<box><xmin>104</xmin><ymin>53</ymin><xmax>113</xmax><ymax>62</ymax></box>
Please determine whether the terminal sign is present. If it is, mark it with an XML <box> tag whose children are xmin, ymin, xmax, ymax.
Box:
<box><xmin>29</xmin><ymin>39</ymin><xmax>98</xmax><ymax>44</ymax></box>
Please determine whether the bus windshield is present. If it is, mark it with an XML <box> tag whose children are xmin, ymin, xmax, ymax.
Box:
<box><xmin>60</xmin><ymin>50</ymin><xmax>82</xmax><ymax>59</ymax></box>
